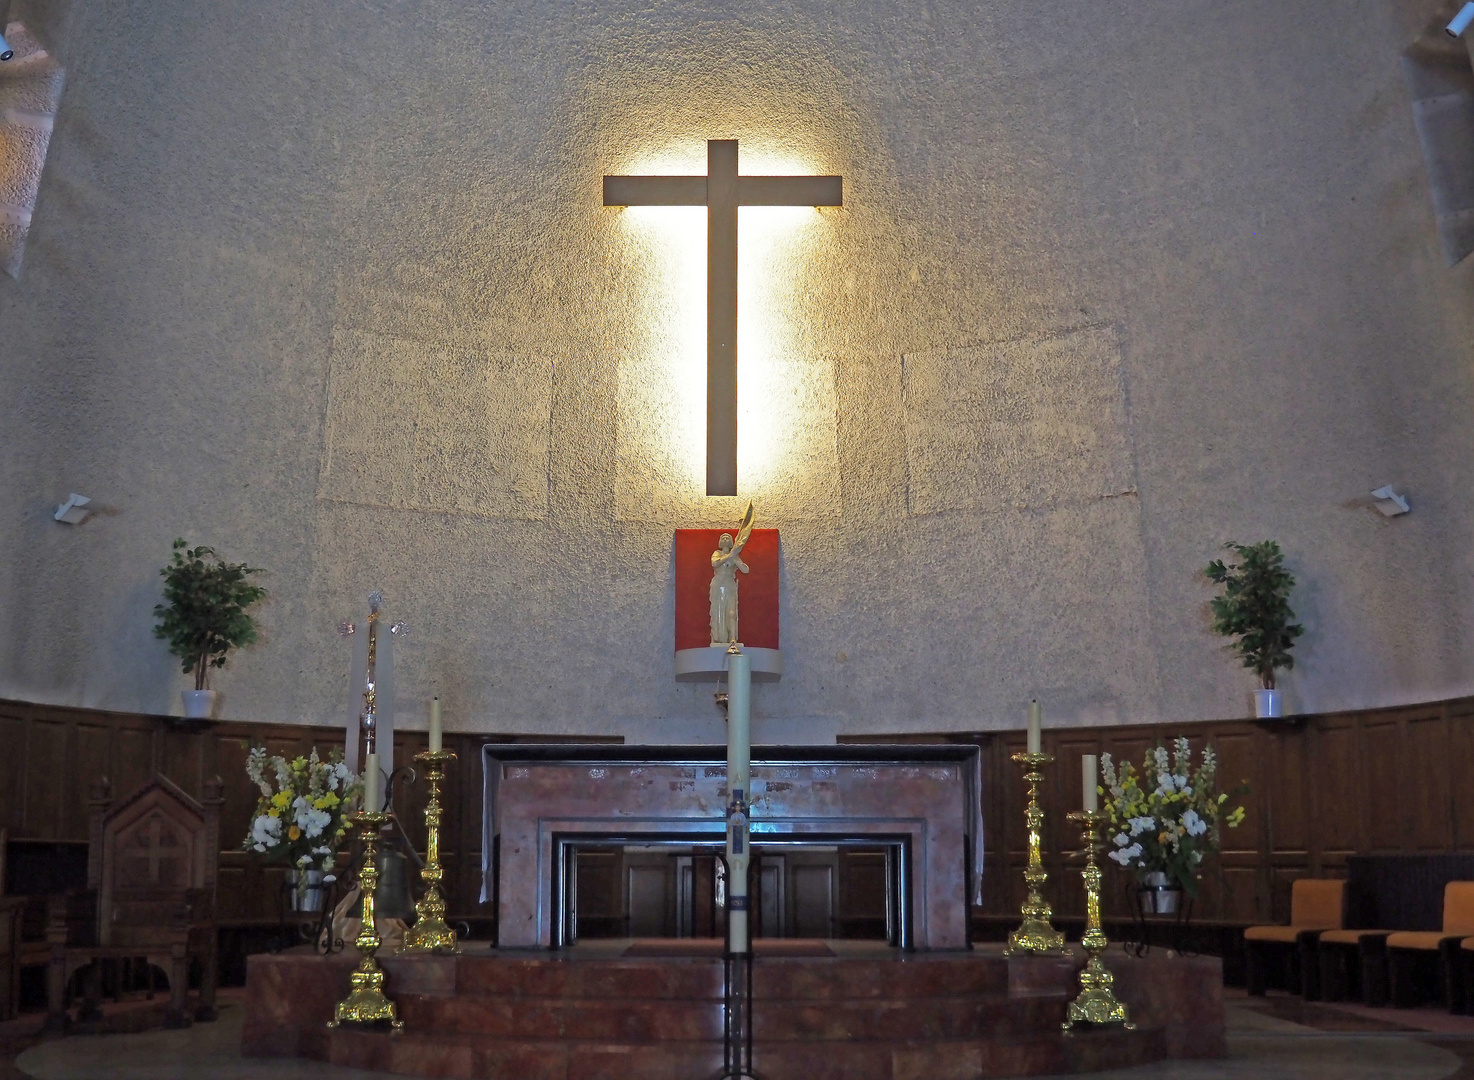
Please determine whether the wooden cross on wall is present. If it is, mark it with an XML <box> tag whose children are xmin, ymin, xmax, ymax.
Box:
<box><xmin>604</xmin><ymin>140</ymin><xmax>842</xmax><ymax>496</ymax></box>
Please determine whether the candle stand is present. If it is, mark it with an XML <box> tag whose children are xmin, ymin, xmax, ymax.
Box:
<box><xmin>1061</xmin><ymin>809</ymin><xmax>1133</xmax><ymax>1030</ymax></box>
<box><xmin>328</xmin><ymin>810</ymin><xmax>403</xmax><ymax>1032</ymax></box>
<box><xmin>1004</xmin><ymin>752</ymin><xmax>1066</xmax><ymax>955</ymax></box>
<box><xmin>401</xmin><ymin>749</ymin><xmax>459</xmax><ymax>954</ymax></box>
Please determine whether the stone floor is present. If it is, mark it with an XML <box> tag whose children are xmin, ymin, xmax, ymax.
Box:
<box><xmin>4</xmin><ymin>987</ymin><xmax>1474</xmax><ymax>1079</ymax></box>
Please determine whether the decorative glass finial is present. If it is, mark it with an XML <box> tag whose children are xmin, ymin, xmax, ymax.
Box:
<box><xmin>368</xmin><ymin>591</ymin><xmax>384</xmax><ymax>612</ymax></box>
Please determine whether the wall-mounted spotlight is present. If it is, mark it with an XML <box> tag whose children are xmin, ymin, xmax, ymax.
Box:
<box><xmin>1448</xmin><ymin>2</ymin><xmax>1474</xmax><ymax>37</ymax></box>
<box><xmin>1370</xmin><ymin>485</ymin><xmax>1410</xmax><ymax>517</ymax></box>
<box><xmin>0</xmin><ymin>32</ymin><xmax>13</xmax><ymax>61</ymax></box>
<box><xmin>53</xmin><ymin>493</ymin><xmax>92</xmax><ymax>524</ymax></box>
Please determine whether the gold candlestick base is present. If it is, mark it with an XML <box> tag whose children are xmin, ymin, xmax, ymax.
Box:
<box><xmin>1062</xmin><ymin>809</ymin><xmax>1133</xmax><ymax>1030</ymax></box>
<box><xmin>401</xmin><ymin>750</ymin><xmax>460</xmax><ymax>954</ymax></box>
<box><xmin>1004</xmin><ymin>752</ymin><xmax>1066</xmax><ymax>956</ymax></box>
<box><xmin>328</xmin><ymin>810</ymin><xmax>404</xmax><ymax>1032</ymax></box>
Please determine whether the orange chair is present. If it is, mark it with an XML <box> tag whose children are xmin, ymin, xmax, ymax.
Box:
<box><xmin>1244</xmin><ymin>878</ymin><xmax>1346</xmax><ymax>997</ymax></box>
<box><xmin>1460</xmin><ymin>937</ymin><xmax>1474</xmax><ymax>1014</ymax></box>
<box><xmin>1317</xmin><ymin>927</ymin><xmax>1394</xmax><ymax>1006</ymax></box>
<box><xmin>1385</xmin><ymin>881</ymin><xmax>1474</xmax><ymax>1010</ymax></box>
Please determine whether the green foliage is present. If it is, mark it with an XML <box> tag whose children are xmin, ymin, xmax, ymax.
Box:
<box><xmin>1204</xmin><ymin>540</ymin><xmax>1303</xmax><ymax>690</ymax></box>
<box><xmin>152</xmin><ymin>539</ymin><xmax>267</xmax><ymax>691</ymax></box>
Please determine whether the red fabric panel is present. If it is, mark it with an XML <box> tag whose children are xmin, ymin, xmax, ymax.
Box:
<box><xmin>674</xmin><ymin>529</ymin><xmax>780</xmax><ymax>651</ymax></box>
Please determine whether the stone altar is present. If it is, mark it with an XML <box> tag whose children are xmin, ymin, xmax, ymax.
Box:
<box><xmin>480</xmin><ymin>744</ymin><xmax>984</xmax><ymax>950</ymax></box>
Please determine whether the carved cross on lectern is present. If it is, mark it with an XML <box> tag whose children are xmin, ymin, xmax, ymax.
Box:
<box><xmin>604</xmin><ymin>140</ymin><xmax>842</xmax><ymax>496</ymax></box>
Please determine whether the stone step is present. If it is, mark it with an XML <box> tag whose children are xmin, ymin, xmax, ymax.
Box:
<box><xmin>444</xmin><ymin>955</ymin><xmax>1011</xmax><ymax>1001</ymax></box>
<box><xmin>753</xmin><ymin>991</ymin><xmax>1067</xmax><ymax>1040</ymax></box>
<box><xmin>394</xmin><ymin>989</ymin><xmax>1064</xmax><ymax>1041</ymax></box>
<box><xmin>323</xmin><ymin>1025</ymin><xmax>1165</xmax><ymax>1080</ymax></box>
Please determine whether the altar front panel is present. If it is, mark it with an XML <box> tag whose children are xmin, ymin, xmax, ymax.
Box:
<box><xmin>481</xmin><ymin>745</ymin><xmax>982</xmax><ymax>950</ymax></box>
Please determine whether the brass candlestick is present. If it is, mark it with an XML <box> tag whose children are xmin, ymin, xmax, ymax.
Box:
<box><xmin>401</xmin><ymin>749</ymin><xmax>459</xmax><ymax>954</ymax></box>
<box><xmin>1062</xmin><ymin>809</ymin><xmax>1132</xmax><ymax>1030</ymax></box>
<box><xmin>1004</xmin><ymin>752</ymin><xmax>1066</xmax><ymax>955</ymax></box>
<box><xmin>328</xmin><ymin>810</ymin><xmax>403</xmax><ymax>1032</ymax></box>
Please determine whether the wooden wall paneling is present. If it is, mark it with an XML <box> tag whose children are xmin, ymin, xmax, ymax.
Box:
<box><xmin>161</xmin><ymin>724</ymin><xmax>202</xmax><ymax>799</ymax></box>
<box><xmin>980</xmin><ymin>734</ymin><xmax>1013</xmax><ymax>914</ymax></box>
<box><xmin>1404</xmin><ymin>710</ymin><xmax>1455</xmax><ymax>851</ymax></box>
<box><xmin>8</xmin><ymin>692</ymin><xmax>1474</xmax><ymax>935</ymax></box>
<box><xmin>112</xmin><ymin>722</ymin><xmax>156</xmax><ymax>807</ymax></box>
<box><xmin>0</xmin><ymin>714</ymin><xmax>24</xmax><ymax>833</ymax></box>
<box><xmin>1360</xmin><ymin>717</ymin><xmax>1406</xmax><ymax>852</ymax></box>
<box><xmin>23</xmin><ymin>719</ymin><xmax>68</xmax><ymax>839</ymax></box>
<box><xmin>1260</xmin><ymin>725</ymin><xmax>1307</xmax><ymax>859</ymax></box>
<box><xmin>1311</xmin><ymin>719</ymin><xmax>1365</xmax><ymax>859</ymax></box>
<box><xmin>451</xmin><ymin>735</ymin><xmax>486</xmax><ymax>914</ymax></box>
<box><xmin>215</xmin><ymin>853</ymin><xmax>254</xmax><ymax>922</ymax></box>
<box><xmin>1099</xmin><ymin>736</ymin><xmax>1155</xmax><ymax>791</ymax></box>
<box><xmin>393</xmin><ymin>734</ymin><xmax>431</xmax><ymax>839</ymax></box>
<box><xmin>1450</xmin><ymin>703</ymin><xmax>1474</xmax><ymax>850</ymax></box>
<box><xmin>215</xmin><ymin>733</ymin><xmax>260</xmax><ymax>855</ymax></box>
<box><xmin>1217</xmin><ymin>863</ymin><xmax>1262</xmax><ymax>922</ymax></box>
<box><xmin>1205</xmin><ymin>727</ymin><xmax>1260</xmax><ymax>921</ymax></box>
<box><xmin>69</xmin><ymin>720</ymin><xmax>114</xmax><ymax>839</ymax></box>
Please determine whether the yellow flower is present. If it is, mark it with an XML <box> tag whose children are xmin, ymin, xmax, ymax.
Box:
<box><xmin>288</xmin><ymin>825</ymin><xmax>301</xmax><ymax>841</ymax></box>
<box><xmin>315</xmin><ymin>792</ymin><xmax>340</xmax><ymax>810</ymax></box>
<box><xmin>271</xmin><ymin>791</ymin><xmax>291</xmax><ymax>810</ymax></box>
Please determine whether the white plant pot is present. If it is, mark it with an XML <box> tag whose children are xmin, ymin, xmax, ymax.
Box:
<box><xmin>1254</xmin><ymin>689</ymin><xmax>1282</xmax><ymax>719</ymax></box>
<box><xmin>181</xmin><ymin>689</ymin><xmax>217</xmax><ymax>720</ymax></box>
<box><xmin>286</xmin><ymin>869</ymin><xmax>327</xmax><ymax>913</ymax></box>
<box><xmin>1139</xmin><ymin>870</ymin><xmax>1183</xmax><ymax>915</ymax></box>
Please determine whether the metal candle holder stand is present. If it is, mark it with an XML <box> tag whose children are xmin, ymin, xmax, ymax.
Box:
<box><xmin>1062</xmin><ymin>809</ymin><xmax>1132</xmax><ymax>1031</ymax></box>
<box><xmin>1124</xmin><ymin>881</ymin><xmax>1196</xmax><ymax>958</ymax></box>
<box><xmin>328</xmin><ymin>810</ymin><xmax>403</xmax><ymax>1032</ymax></box>
<box><xmin>400</xmin><ymin>749</ymin><xmax>460</xmax><ymax>954</ymax></box>
<box><xmin>1004</xmin><ymin>752</ymin><xmax>1066</xmax><ymax>956</ymax></box>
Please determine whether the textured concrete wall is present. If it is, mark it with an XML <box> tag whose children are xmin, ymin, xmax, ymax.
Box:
<box><xmin>1</xmin><ymin>0</ymin><xmax>1472</xmax><ymax>743</ymax></box>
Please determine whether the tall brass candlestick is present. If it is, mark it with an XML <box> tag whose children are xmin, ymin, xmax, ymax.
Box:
<box><xmin>401</xmin><ymin>749</ymin><xmax>459</xmax><ymax>953</ymax></box>
<box><xmin>1004</xmin><ymin>752</ymin><xmax>1066</xmax><ymax>955</ymax></box>
<box><xmin>1062</xmin><ymin>809</ymin><xmax>1132</xmax><ymax>1030</ymax></box>
<box><xmin>328</xmin><ymin>810</ymin><xmax>403</xmax><ymax>1031</ymax></box>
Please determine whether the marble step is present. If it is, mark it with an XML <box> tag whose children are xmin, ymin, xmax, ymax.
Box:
<box><xmin>393</xmin><ymin>989</ymin><xmax>1065</xmax><ymax>1041</ymax></box>
<box><xmin>322</xmin><ymin>1025</ymin><xmax>1165</xmax><ymax>1080</ymax></box>
<box><xmin>444</xmin><ymin>955</ymin><xmax>1012</xmax><ymax>1001</ymax></box>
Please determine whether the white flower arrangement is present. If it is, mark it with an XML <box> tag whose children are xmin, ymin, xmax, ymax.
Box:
<box><xmin>1099</xmin><ymin>737</ymin><xmax>1246</xmax><ymax>895</ymax></box>
<box><xmin>242</xmin><ymin>746</ymin><xmax>361</xmax><ymax>882</ymax></box>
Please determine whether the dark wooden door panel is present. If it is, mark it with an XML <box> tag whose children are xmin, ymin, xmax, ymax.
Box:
<box><xmin>1405</xmin><ymin>714</ymin><xmax>1454</xmax><ymax>851</ymax></box>
<box><xmin>1313</xmin><ymin>722</ymin><xmax>1364</xmax><ymax>855</ymax></box>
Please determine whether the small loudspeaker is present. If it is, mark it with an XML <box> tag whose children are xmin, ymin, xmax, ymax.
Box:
<box><xmin>53</xmin><ymin>493</ymin><xmax>91</xmax><ymax>524</ymax></box>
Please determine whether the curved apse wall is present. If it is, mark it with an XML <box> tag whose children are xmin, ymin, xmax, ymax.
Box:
<box><xmin>0</xmin><ymin>2</ymin><xmax>1471</xmax><ymax>742</ymax></box>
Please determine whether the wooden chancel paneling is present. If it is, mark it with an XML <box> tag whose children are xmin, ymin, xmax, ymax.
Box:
<box><xmin>2</xmin><ymin>695</ymin><xmax>1474</xmax><ymax>937</ymax></box>
<box><xmin>842</xmin><ymin>698</ymin><xmax>1474</xmax><ymax>929</ymax></box>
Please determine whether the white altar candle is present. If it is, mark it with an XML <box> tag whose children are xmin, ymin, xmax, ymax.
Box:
<box><xmin>1082</xmin><ymin>754</ymin><xmax>1098</xmax><ymax>812</ymax></box>
<box><xmin>363</xmin><ymin>752</ymin><xmax>381</xmax><ymax>812</ymax></box>
<box><xmin>429</xmin><ymin>697</ymin><xmax>443</xmax><ymax>753</ymax></box>
<box><xmin>1027</xmin><ymin>700</ymin><xmax>1042</xmax><ymax>755</ymax></box>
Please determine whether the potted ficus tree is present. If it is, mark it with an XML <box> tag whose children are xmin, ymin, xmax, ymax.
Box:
<box><xmin>153</xmin><ymin>538</ymin><xmax>267</xmax><ymax>719</ymax></box>
<box><xmin>1205</xmin><ymin>540</ymin><xmax>1304</xmax><ymax>718</ymax></box>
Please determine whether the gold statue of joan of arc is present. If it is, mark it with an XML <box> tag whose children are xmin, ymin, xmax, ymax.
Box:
<box><xmin>709</xmin><ymin>502</ymin><xmax>754</xmax><ymax>646</ymax></box>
